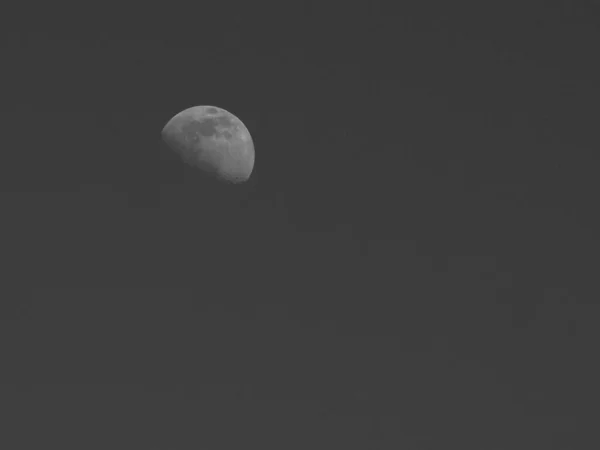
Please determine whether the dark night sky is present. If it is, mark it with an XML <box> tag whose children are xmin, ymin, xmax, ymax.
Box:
<box><xmin>1</xmin><ymin>2</ymin><xmax>599</xmax><ymax>447</ymax></box>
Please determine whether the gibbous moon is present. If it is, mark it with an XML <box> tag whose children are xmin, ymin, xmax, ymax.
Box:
<box><xmin>162</xmin><ymin>105</ymin><xmax>255</xmax><ymax>183</ymax></box>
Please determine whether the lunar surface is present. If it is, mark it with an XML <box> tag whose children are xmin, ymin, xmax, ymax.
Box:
<box><xmin>162</xmin><ymin>105</ymin><xmax>255</xmax><ymax>183</ymax></box>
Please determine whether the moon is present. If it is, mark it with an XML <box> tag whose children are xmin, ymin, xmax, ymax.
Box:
<box><xmin>161</xmin><ymin>105</ymin><xmax>255</xmax><ymax>183</ymax></box>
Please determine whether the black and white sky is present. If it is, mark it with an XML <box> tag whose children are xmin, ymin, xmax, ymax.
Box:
<box><xmin>1</xmin><ymin>1</ymin><xmax>599</xmax><ymax>447</ymax></box>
